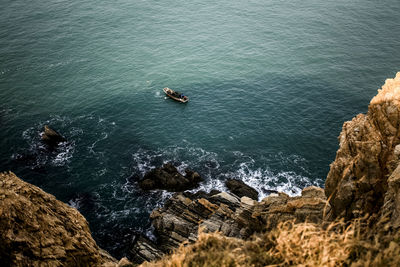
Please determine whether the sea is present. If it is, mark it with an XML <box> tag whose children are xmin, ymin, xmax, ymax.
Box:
<box><xmin>1</xmin><ymin>0</ymin><xmax>399</xmax><ymax>258</ymax></box>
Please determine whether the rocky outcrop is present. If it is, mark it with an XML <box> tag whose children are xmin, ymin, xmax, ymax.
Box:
<box><xmin>225</xmin><ymin>179</ymin><xmax>259</xmax><ymax>200</ymax></box>
<box><xmin>0</xmin><ymin>171</ymin><xmax>119</xmax><ymax>266</ymax></box>
<box><xmin>129</xmin><ymin>236</ymin><xmax>164</xmax><ymax>264</ymax></box>
<box><xmin>41</xmin><ymin>125</ymin><xmax>66</xmax><ymax>148</ymax></box>
<box><xmin>325</xmin><ymin>72</ymin><xmax>400</xmax><ymax>220</ymax></box>
<box><xmin>139</xmin><ymin>163</ymin><xmax>203</xmax><ymax>191</ymax></box>
<box><xmin>138</xmin><ymin>186</ymin><xmax>327</xmax><ymax>259</ymax></box>
<box><xmin>254</xmin><ymin>186</ymin><xmax>328</xmax><ymax>229</ymax></box>
<box><xmin>381</xmin><ymin>163</ymin><xmax>400</xmax><ymax>228</ymax></box>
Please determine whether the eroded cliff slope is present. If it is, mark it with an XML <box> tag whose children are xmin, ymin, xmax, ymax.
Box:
<box><xmin>325</xmin><ymin>72</ymin><xmax>400</xmax><ymax>220</ymax></box>
<box><xmin>0</xmin><ymin>172</ymin><xmax>118</xmax><ymax>266</ymax></box>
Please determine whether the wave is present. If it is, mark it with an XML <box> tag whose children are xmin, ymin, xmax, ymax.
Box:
<box><xmin>129</xmin><ymin>143</ymin><xmax>322</xmax><ymax>199</ymax></box>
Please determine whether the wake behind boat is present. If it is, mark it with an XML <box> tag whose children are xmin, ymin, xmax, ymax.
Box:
<box><xmin>163</xmin><ymin>87</ymin><xmax>189</xmax><ymax>103</ymax></box>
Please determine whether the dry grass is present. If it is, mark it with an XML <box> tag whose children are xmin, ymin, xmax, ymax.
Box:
<box><xmin>271</xmin><ymin>220</ymin><xmax>354</xmax><ymax>266</ymax></box>
<box><xmin>140</xmin><ymin>217</ymin><xmax>400</xmax><ymax>267</ymax></box>
<box><xmin>141</xmin><ymin>220</ymin><xmax>357</xmax><ymax>267</ymax></box>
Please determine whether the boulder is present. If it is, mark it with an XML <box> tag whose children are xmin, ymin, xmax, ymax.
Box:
<box><xmin>139</xmin><ymin>163</ymin><xmax>203</xmax><ymax>191</ymax></box>
<box><xmin>0</xmin><ymin>172</ymin><xmax>116</xmax><ymax>266</ymax></box>
<box><xmin>225</xmin><ymin>179</ymin><xmax>259</xmax><ymax>200</ymax></box>
<box><xmin>41</xmin><ymin>125</ymin><xmax>66</xmax><ymax>147</ymax></box>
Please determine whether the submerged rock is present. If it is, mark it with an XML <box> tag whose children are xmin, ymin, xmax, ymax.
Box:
<box><xmin>139</xmin><ymin>163</ymin><xmax>203</xmax><ymax>191</ymax></box>
<box><xmin>225</xmin><ymin>179</ymin><xmax>259</xmax><ymax>200</ymax></box>
<box><xmin>41</xmin><ymin>125</ymin><xmax>66</xmax><ymax>148</ymax></box>
<box><xmin>0</xmin><ymin>171</ymin><xmax>117</xmax><ymax>266</ymax></box>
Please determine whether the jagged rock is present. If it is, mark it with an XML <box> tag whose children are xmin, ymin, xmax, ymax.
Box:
<box><xmin>139</xmin><ymin>163</ymin><xmax>203</xmax><ymax>191</ymax></box>
<box><xmin>0</xmin><ymin>172</ymin><xmax>117</xmax><ymax>266</ymax></box>
<box><xmin>382</xmin><ymin>163</ymin><xmax>400</xmax><ymax>228</ymax></box>
<box><xmin>150</xmin><ymin>191</ymin><xmax>219</xmax><ymax>252</ymax></box>
<box><xmin>41</xmin><ymin>125</ymin><xmax>66</xmax><ymax>147</ymax></box>
<box><xmin>225</xmin><ymin>179</ymin><xmax>259</xmax><ymax>200</ymax></box>
<box><xmin>254</xmin><ymin>187</ymin><xmax>328</xmax><ymax>229</ymax></box>
<box><xmin>325</xmin><ymin>72</ymin><xmax>400</xmax><ymax>220</ymax></box>
<box><xmin>129</xmin><ymin>236</ymin><xmax>163</xmax><ymax>264</ymax></box>
<box><xmin>144</xmin><ymin>186</ymin><xmax>327</xmax><ymax>260</ymax></box>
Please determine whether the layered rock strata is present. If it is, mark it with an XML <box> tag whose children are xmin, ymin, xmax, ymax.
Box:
<box><xmin>325</xmin><ymin>72</ymin><xmax>400</xmax><ymax>220</ymax></box>
<box><xmin>132</xmin><ymin>186</ymin><xmax>328</xmax><ymax>262</ymax></box>
<box><xmin>0</xmin><ymin>172</ymin><xmax>120</xmax><ymax>266</ymax></box>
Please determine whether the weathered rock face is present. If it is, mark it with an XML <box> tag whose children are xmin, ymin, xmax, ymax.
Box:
<box><xmin>225</xmin><ymin>179</ymin><xmax>259</xmax><ymax>200</ymax></box>
<box><xmin>0</xmin><ymin>172</ymin><xmax>117</xmax><ymax>266</ymax></box>
<box><xmin>129</xmin><ymin>236</ymin><xmax>164</xmax><ymax>264</ymax></box>
<box><xmin>382</xmin><ymin>163</ymin><xmax>400</xmax><ymax>229</ymax></box>
<box><xmin>41</xmin><ymin>125</ymin><xmax>66</xmax><ymax>148</ymax></box>
<box><xmin>254</xmin><ymin>186</ymin><xmax>328</xmax><ymax>230</ymax></box>
<box><xmin>325</xmin><ymin>72</ymin><xmax>400</xmax><ymax>220</ymax></box>
<box><xmin>139</xmin><ymin>163</ymin><xmax>203</xmax><ymax>192</ymax></box>
<box><xmin>136</xmin><ymin>186</ymin><xmax>327</xmax><ymax>261</ymax></box>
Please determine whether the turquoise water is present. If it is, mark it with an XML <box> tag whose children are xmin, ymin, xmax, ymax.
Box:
<box><xmin>1</xmin><ymin>0</ymin><xmax>400</xmax><ymax>257</ymax></box>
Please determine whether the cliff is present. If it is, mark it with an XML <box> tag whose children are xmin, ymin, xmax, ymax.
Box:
<box><xmin>0</xmin><ymin>172</ymin><xmax>128</xmax><ymax>266</ymax></box>
<box><xmin>325</xmin><ymin>72</ymin><xmax>400</xmax><ymax>220</ymax></box>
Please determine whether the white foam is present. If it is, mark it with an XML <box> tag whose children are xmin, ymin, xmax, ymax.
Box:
<box><xmin>222</xmin><ymin>163</ymin><xmax>317</xmax><ymax>199</ymax></box>
<box><xmin>52</xmin><ymin>141</ymin><xmax>75</xmax><ymax>166</ymax></box>
<box><xmin>68</xmin><ymin>199</ymin><xmax>80</xmax><ymax>209</ymax></box>
<box><xmin>129</xmin><ymin>144</ymin><xmax>318</xmax><ymax>200</ymax></box>
<box><xmin>88</xmin><ymin>132</ymin><xmax>108</xmax><ymax>154</ymax></box>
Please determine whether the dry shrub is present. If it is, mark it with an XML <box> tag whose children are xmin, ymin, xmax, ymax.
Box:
<box><xmin>140</xmin><ymin>221</ymin><xmax>356</xmax><ymax>267</ymax></box>
<box><xmin>271</xmin><ymin>220</ymin><xmax>354</xmax><ymax>266</ymax></box>
<box><xmin>140</xmin><ymin>217</ymin><xmax>400</xmax><ymax>267</ymax></box>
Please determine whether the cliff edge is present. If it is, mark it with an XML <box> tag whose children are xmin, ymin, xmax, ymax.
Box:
<box><xmin>0</xmin><ymin>172</ymin><xmax>119</xmax><ymax>266</ymax></box>
<box><xmin>325</xmin><ymin>72</ymin><xmax>400</xmax><ymax>220</ymax></box>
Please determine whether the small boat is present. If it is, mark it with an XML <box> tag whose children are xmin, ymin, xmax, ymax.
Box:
<box><xmin>163</xmin><ymin>87</ymin><xmax>189</xmax><ymax>103</ymax></box>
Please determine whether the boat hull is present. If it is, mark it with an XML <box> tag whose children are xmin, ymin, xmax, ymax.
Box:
<box><xmin>163</xmin><ymin>88</ymin><xmax>189</xmax><ymax>103</ymax></box>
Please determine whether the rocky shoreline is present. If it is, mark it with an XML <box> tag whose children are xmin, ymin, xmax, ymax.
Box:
<box><xmin>2</xmin><ymin>72</ymin><xmax>400</xmax><ymax>266</ymax></box>
<box><xmin>131</xmin><ymin>186</ymin><xmax>327</xmax><ymax>263</ymax></box>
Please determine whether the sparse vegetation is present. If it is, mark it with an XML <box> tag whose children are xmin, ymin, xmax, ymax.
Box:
<box><xmin>141</xmin><ymin>218</ymin><xmax>400</xmax><ymax>267</ymax></box>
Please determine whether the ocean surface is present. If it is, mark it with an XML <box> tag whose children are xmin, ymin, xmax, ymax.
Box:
<box><xmin>1</xmin><ymin>0</ymin><xmax>399</xmax><ymax>258</ymax></box>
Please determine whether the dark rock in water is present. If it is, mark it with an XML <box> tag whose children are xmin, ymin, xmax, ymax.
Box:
<box><xmin>41</xmin><ymin>125</ymin><xmax>66</xmax><ymax>148</ymax></box>
<box><xmin>139</xmin><ymin>163</ymin><xmax>203</xmax><ymax>191</ymax></box>
<box><xmin>263</xmin><ymin>188</ymin><xmax>279</xmax><ymax>195</ymax></box>
<box><xmin>190</xmin><ymin>189</ymin><xmax>221</xmax><ymax>200</ymax></box>
<box><xmin>225</xmin><ymin>179</ymin><xmax>259</xmax><ymax>200</ymax></box>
